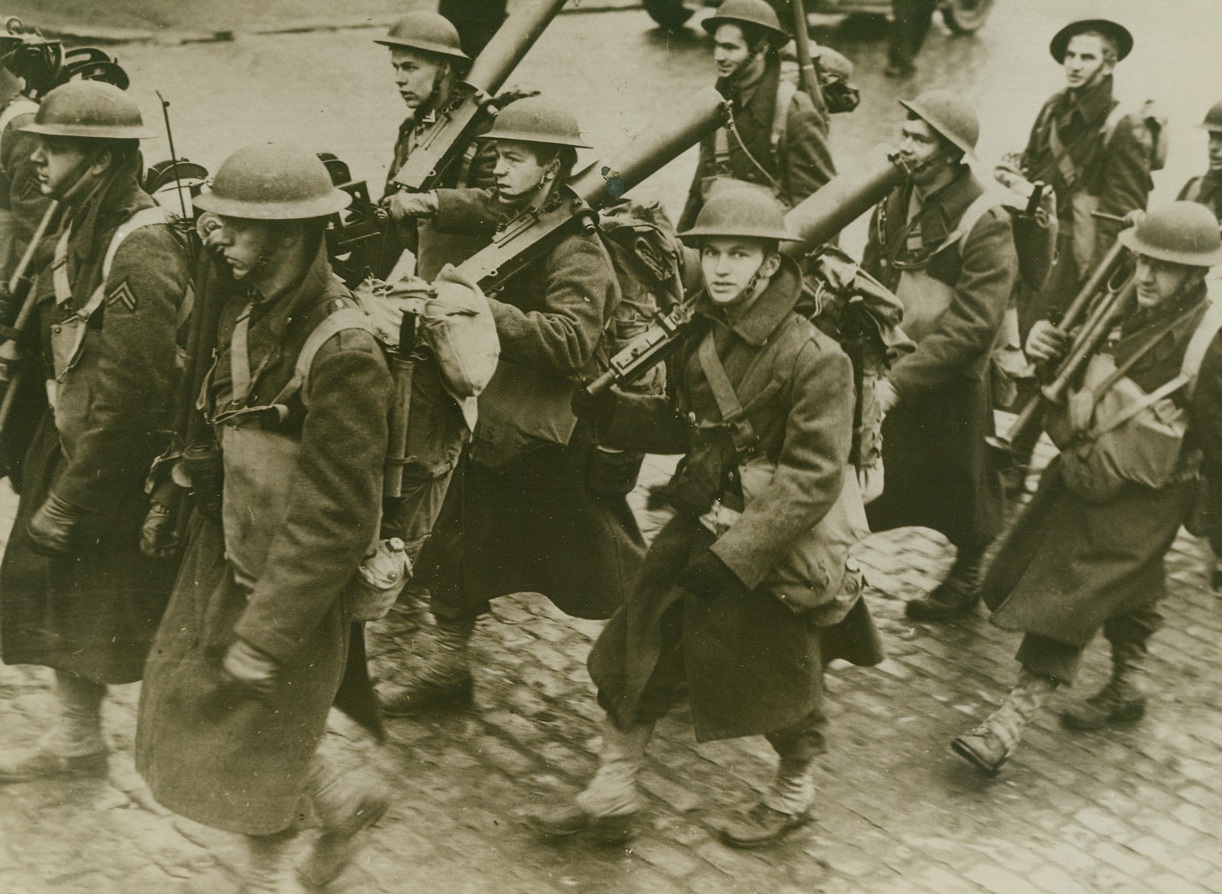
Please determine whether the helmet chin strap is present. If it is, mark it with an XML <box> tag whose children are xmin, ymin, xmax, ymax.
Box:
<box><xmin>724</xmin><ymin>254</ymin><xmax>774</xmax><ymax>306</ymax></box>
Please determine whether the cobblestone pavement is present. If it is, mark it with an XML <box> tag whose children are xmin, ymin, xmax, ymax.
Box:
<box><xmin>2</xmin><ymin>437</ymin><xmax>1220</xmax><ymax>893</ymax></box>
<box><xmin>2</xmin><ymin>1</ymin><xmax>1222</xmax><ymax>890</ymax></box>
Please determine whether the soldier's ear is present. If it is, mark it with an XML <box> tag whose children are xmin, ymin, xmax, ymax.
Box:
<box><xmin>760</xmin><ymin>252</ymin><xmax>782</xmax><ymax>279</ymax></box>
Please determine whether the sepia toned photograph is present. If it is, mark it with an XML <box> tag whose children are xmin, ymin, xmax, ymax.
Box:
<box><xmin>0</xmin><ymin>0</ymin><xmax>1218</xmax><ymax>891</ymax></box>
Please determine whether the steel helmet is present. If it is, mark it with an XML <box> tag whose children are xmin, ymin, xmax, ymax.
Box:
<box><xmin>679</xmin><ymin>183</ymin><xmax>797</xmax><ymax>244</ymax></box>
<box><xmin>374</xmin><ymin>12</ymin><xmax>469</xmax><ymax>61</ymax></box>
<box><xmin>479</xmin><ymin>97</ymin><xmax>590</xmax><ymax>149</ymax></box>
<box><xmin>1049</xmin><ymin>19</ymin><xmax>1133</xmax><ymax>64</ymax></box>
<box><xmin>1119</xmin><ymin>202</ymin><xmax>1222</xmax><ymax>268</ymax></box>
<box><xmin>193</xmin><ymin>143</ymin><xmax>352</xmax><ymax>220</ymax></box>
<box><xmin>701</xmin><ymin>0</ymin><xmax>790</xmax><ymax>49</ymax></box>
<box><xmin>900</xmin><ymin>89</ymin><xmax>979</xmax><ymax>158</ymax></box>
<box><xmin>20</xmin><ymin>80</ymin><xmax>148</xmax><ymax>139</ymax></box>
<box><xmin>1198</xmin><ymin>100</ymin><xmax>1222</xmax><ymax>135</ymax></box>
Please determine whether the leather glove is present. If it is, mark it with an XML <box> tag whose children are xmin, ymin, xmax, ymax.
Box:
<box><xmin>139</xmin><ymin>501</ymin><xmax>181</xmax><ymax>560</ymax></box>
<box><xmin>382</xmin><ymin>190</ymin><xmax>439</xmax><ymax>222</ymax></box>
<box><xmin>1025</xmin><ymin>320</ymin><xmax>1071</xmax><ymax>365</ymax></box>
<box><xmin>677</xmin><ymin>552</ymin><xmax>749</xmax><ymax>603</ymax></box>
<box><xmin>875</xmin><ymin>377</ymin><xmax>900</xmax><ymax>415</ymax></box>
<box><xmin>27</xmin><ymin>493</ymin><xmax>83</xmax><ymax>557</ymax></box>
<box><xmin>221</xmin><ymin>638</ymin><xmax>281</xmax><ymax>705</ymax></box>
<box><xmin>571</xmin><ymin>385</ymin><xmax>618</xmax><ymax>428</ymax></box>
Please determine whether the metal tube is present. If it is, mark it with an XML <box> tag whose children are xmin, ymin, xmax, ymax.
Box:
<box><xmin>465</xmin><ymin>0</ymin><xmax>569</xmax><ymax>96</ymax></box>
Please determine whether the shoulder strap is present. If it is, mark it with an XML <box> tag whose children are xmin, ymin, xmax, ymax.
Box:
<box><xmin>52</xmin><ymin>205</ymin><xmax>170</xmax><ymax>311</ymax></box>
<box><xmin>1182</xmin><ymin>297</ymin><xmax>1222</xmax><ymax>399</ymax></box>
<box><xmin>698</xmin><ymin>329</ymin><xmax>744</xmax><ymax>422</ymax></box>
<box><xmin>1181</xmin><ymin>176</ymin><xmax>1205</xmax><ymax>204</ymax></box>
<box><xmin>1100</xmin><ymin>100</ymin><xmax>1129</xmax><ymax>147</ymax></box>
<box><xmin>920</xmin><ymin>190</ymin><xmax>1008</xmax><ymax>258</ymax></box>
<box><xmin>284</xmin><ymin>306</ymin><xmax>373</xmax><ymax>406</ymax></box>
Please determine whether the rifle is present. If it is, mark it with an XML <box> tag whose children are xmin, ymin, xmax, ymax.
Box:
<box><xmin>0</xmin><ymin>200</ymin><xmax>63</xmax><ymax>429</ymax></box>
<box><xmin>455</xmin><ymin>87</ymin><xmax>730</xmax><ymax>293</ymax></box>
<box><xmin>391</xmin><ymin>0</ymin><xmax>569</xmax><ymax>193</ymax></box>
<box><xmin>586</xmin><ymin>146</ymin><xmax>910</xmax><ymax>397</ymax></box>
<box><xmin>139</xmin><ymin>215</ymin><xmax>227</xmax><ymax>558</ymax></box>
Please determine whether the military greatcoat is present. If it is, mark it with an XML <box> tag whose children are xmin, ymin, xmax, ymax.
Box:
<box><xmin>587</xmin><ymin>260</ymin><xmax>882</xmax><ymax>743</ymax></box>
<box><xmin>136</xmin><ymin>245</ymin><xmax>392</xmax><ymax>836</ymax></box>
<box><xmin>862</xmin><ymin>166</ymin><xmax>1016</xmax><ymax>550</ymax></box>
<box><xmin>0</xmin><ymin>164</ymin><xmax>187</xmax><ymax>684</ymax></box>
<box><xmin>412</xmin><ymin>186</ymin><xmax>644</xmax><ymax>623</ymax></box>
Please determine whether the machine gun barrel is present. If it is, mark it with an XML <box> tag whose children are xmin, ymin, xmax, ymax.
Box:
<box><xmin>782</xmin><ymin>147</ymin><xmax>908</xmax><ymax>258</ymax></box>
<box><xmin>391</xmin><ymin>0</ymin><xmax>569</xmax><ymax>192</ymax></box>
<box><xmin>1040</xmin><ymin>274</ymin><xmax>1136</xmax><ymax>407</ymax></box>
<box><xmin>457</xmin><ymin>87</ymin><xmax>729</xmax><ymax>292</ymax></box>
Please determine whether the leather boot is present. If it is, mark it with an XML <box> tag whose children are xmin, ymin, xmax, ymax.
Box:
<box><xmin>529</xmin><ymin>718</ymin><xmax>651</xmax><ymax>845</ymax></box>
<box><xmin>952</xmin><ymin>668</ymin><xmax>1059</xmax><ymax>775</ymax></box>
<box><xmin>0</xmin><ymin>672</ymin><xmax>108</xmax><ymax>784</ymax></box>
<box><xmin>381</xmin><ymin>617</ymin><xmax>475</xmax><ymax>716</ymax></box>
<box><xmin>718</xmin><ymin>757</ymin><xmax>815</xmax><ymax>849</ymax></box>
<box><xmin>298</xmin><ymin>757</ymin><xmax>389</xmax><ymax>887</ymax></box>
<box><xmin>906</xmin><ymin>546</ymin><xmax>983</xmax><ymax>621</ymax></box>
<box><xmin>241</xmin><ymin>830</ymin><xmax>306</xmax><ymax>894</ymax></box>
<box><xmin>1061</xmin><ymin>641</ymin><xmax>1147</xmax><ymax>731</ymax></box>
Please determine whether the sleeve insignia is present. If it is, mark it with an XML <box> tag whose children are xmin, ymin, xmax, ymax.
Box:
<box><xmin>107</xmin><ymin>280</ymin><xmax>138</xmax><ymax>313</ymax></box>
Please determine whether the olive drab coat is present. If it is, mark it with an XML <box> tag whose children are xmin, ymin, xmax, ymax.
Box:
<box><xmin>862</xmin><ymin>166</ymin><xmax>1016</xmax><ymax>550</ymax></box>
<box><xmin>985</xmin><ymin>283</ymin><xmax>1222</xmax><ymax>645</ymax></box>
<box><xmin>587</xmin><ymin>259</ymin><xmax>882</xmax><ymax>743</ymax></box>
<box><xmin>412</xmin><ymin>185</ymin><xmax>644</xmax><ymax>622</ymax></box>
<box><xmin>1178</xmin><ymin>171</ymin><xmax>1222</xmax><ymax>223</ymax></box>
<box><xmin>136</xmin><ymin>245</ymin><xmax>392</xmax><ymax>836</ymax></box>
<box><xmin>679</xmin><ymin>59</ymin><xmax>835</xmax><ymax>231</ymax></box>
<box><xmin>1020</xmin><ymin>76</ymin><xmax>1153</xmax><ymax>325</ymax></box>
<box><xmin>0</xmin><ymin>163</ymin><xmax>187</xmax><ymax>684</ymax></box>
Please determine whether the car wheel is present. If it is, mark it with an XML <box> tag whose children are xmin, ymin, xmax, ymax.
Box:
<box><xmin>643</xmin><ymin>0</ymin><xmax>696</xmax><ymax>29</ymax></box>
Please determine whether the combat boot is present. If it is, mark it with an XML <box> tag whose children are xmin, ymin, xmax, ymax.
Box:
<box><xmin>1060</xmin><ymin>642</ymin><xmax>1147</xmax><ymax>731</ymax></box>
<box><xmin>906</xmin><ymin>546</ymin><xmax>983</xmax><ymax>622</ymax></box>
<box><xmin>718</xmin><ymin>756</ymin><xmax>815</xmax><ymax>849</ymax></box>
<box><xmin>529</xmin><ymin>718</ymin><xmax>652</xmax><ymax>845</ymax></box>
<box><xmin>0</xmin><ymin>672</ymin><xmax>108</xmax><ymax>784</ymax></box>
<box><xmin>241</xmin><ymin>831</ymin><xmax>307</xmax><ymax>894</ymax></box>
<box><xmin>298</xmin><ymin>759</ymin><xmax>389</xmax><ymax>887</ymax></box>
<box><xmin>381</xmin><ymin>617</ymin><xmax>475</xmax><ymax>716</ymax></box>
<box><xmin>952</xmin><ymin>668</ymin><xmax>1059</xmax><ymax>775</ymax></box>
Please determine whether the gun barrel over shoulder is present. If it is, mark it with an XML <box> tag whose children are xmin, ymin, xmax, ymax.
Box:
<box><xmin>391</xmin><ymin>0</ymin><xmax>570</xmax><ymax>193</ymax></box>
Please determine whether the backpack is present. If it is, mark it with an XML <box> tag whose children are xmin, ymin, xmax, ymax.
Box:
<box><xmin>593</xmin><ymin>198</ymin><xmax>686</xmax><ymax>396</ymax></box>
<box><xmin>1035</xmin><ymin>95</ymin><xmax>1168</xmax><ymax>180</ymax></box>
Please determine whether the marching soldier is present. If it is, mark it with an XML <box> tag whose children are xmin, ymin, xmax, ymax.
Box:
<box><xmin>1177</xmin><ymin>100</ymin><xmax>1222</xmax><ymax>222</ymax></box>
<box><xmin>377</xmin><ymin>97</ymin><xmax>645</xmax><ymax>716</ymax></box>
<box><xmin>678</xmin><ymin>0</ymin><xmax>834</xmax><ymax>231</ymax></box>
<box><xmin>998</xmin><ymin>18</ymin><xmax>1153</xmax><ymax>488</ymax></box>
<box><xmin>376</xmin><ymin>11</ymin><xmax>495</xmax><ymax>280</ymax></box>
<box><xmin>953</xmin><ymin>203</ymin><xmax>1222</xmax><ymax>774</ymax></box>
<box><xmin>529</xmin><ymin>186</ymin><xmax>882</xmax><ymax>848</ymax></box>
<box><xmin>0</xmin><ymin>82</ymin><xmax>187</xmax><ymax>782</ymax></box>
<box><xmin>136</xmin><ymin>144</ymin><xmax>393</xmax><ymax>892</ymax></box>
<box><xmin>863</xmin><ymin>91</ymin><xmax>1017</xmax><ymax>621</ymax></box>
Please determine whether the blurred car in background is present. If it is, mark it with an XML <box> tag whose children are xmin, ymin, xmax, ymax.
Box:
<box><xmin>642</xmin><ymin>0</ymin><xmax>994</xmax><ymax>35</ymax></box>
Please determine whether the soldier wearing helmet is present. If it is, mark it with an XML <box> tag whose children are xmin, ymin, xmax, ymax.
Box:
<box><xmin>862</xmin><ymin>90</ymin><xmax>1017</xmax><ymax>623</ymax></box>
<box><xmin>376</xmin><ymin>11</ymin><xmax>500</xmax><ymax>280</ymax></box>
<box><xmin>379</xmin><ymin>96</ymin><xmax>644</xmax><ymax>717</ymax></box>
<box><xmin>677</xmin><ymin>0</ymin><xmax>834</xmax><ymax>232</ymax></box>
<box><xmin>529</xmin><ymin>184</ymin><xmax>881</xmax><ymax>849</ymax></box>
<box><xmin>0</xmin><ymin>81</ymin><xmax>189</xmax><ymax>789</ymax></box>
<box><xmin>1177</xmin><ymin>101</ymin><xmax>1222</xmax><ymax>223</ymax></box>
<box><xmin>998</xmin><ymin>19</ymin><xmax>1154</xmax><ymax>491</ymax></box>
<box><xmin>134</xmin><ymin>142</ymin><xmax>394</xmax><ymax>890</ymax></box>
<box><xmin>953</xmin><ymin>202</ymin><xmax>1222</xmax><ymax>776</ymax></box>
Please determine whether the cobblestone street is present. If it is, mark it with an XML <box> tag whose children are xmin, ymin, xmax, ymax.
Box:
<box><xmin>1</xmin><ymin>443</ymin><xmax>1220</xmax><ymax>893</ymax></box>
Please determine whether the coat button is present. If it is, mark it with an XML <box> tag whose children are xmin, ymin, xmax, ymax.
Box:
<box><xmin>52</xmin><ymin>324</ymin><xmax>61</xmax><ymax>333</ymax></box>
